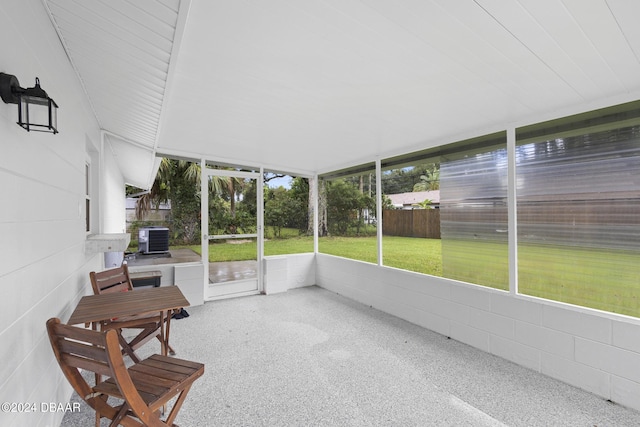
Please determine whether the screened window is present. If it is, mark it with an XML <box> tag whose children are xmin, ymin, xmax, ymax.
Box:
<box><xmin>516</xmin><ymin>101</ymin><xmax>640</xmax><ymax>316</ymax></box>
<box><xmin>318</xmin><ymin>164</ymin><xmax>377</xmax><ymax>263</ymax></box>
<box><xmin>263</xmin><ymin>172</ymin><xmax>313</xmax><ymax>255</ymax></box>
<box><xmin>380</xmin><ymin>133</ymin><xmax>508</xmax><ymax>289</ymax></box>
<box><xmin>381</xmin><ymin>160</ymin><xmax>441</xmax><ymax>275</ymax></box>
<box><xmin>439</xmin><ymin>133</ymin><xmax>508</xmax><ymax>290</ymax></box>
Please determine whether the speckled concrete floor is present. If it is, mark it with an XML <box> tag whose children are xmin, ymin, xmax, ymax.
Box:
<box><xmin>62</xmin><ymin>286</ymin><xmax>640</xmax><ymax>426</ymax></box>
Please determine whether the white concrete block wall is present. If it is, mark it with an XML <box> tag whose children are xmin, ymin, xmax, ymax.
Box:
<box><xmin>0</xmin><ymin>1</ymin><xmax>119</xmax><ymax>426</ymax></box>
<box><xmin>263</xmin><ymin>256</ymin><xmax>289</xmax><ymax>294</ymax></box>
<box><xmin>174</xmin><ymin>263</ymin><xmax>205</xmax><ymax>306</ymax></box>
<box><xmin>283</xmin><ymin>253</ymin><xmax>315</xmax><ymax>290</ymax></box>
<box><xmin>263</xmin><ymin>253</ymin><xmax>315</xmax><ymax>294</ymax></box>
<box><xmin>316</xmin><ymin>253</ymin><xmax>640</xmax><ymax>413</ymax></box>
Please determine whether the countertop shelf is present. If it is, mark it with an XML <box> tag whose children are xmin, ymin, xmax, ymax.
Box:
<box><xmin>85</xmin><ymin>233</ymin><xmax>131</xmax><ymax>253</ymax></box>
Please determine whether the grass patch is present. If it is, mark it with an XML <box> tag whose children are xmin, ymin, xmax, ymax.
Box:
<box><xmin>518</xmin><ymin>244</ymin><xmax>640</xmax><ymax>317</ymax></box>
<box><xmin>176</xmin><ymin>235</ymin><xmax>315</xmax><ymax>262</ymax></box>
<box><xmin>441</xmin><ymin>240</ymin><xmax>509</xmax><ymax>290</ymax></box>
<box><xmin>263</xmin><ymin>227</ymin><xmax>307</xmax><ymax>240</ymax></box>
<box><xmin>382</xmin><ymin>237</ymin><xmax>442</xmax><ymax>276</ymax></box>
<box><xmin>318</xmin><ymin>236</ymin><xmax>378</xmax><ymax>264</ymax></box>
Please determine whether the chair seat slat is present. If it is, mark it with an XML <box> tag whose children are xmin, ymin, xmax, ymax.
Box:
<box><xmin>130</xmin><ymin>361</ymin><xmax>195</xmax><ymax>381</ymax></box>
<box><xmin>144</xmin><ymin>355</ymin><xmax>205</xmax><ymax>374</ymax></box>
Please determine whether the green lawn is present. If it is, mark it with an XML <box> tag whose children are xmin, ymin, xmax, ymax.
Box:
<box><xmin>518</xmin><ymin>244</ymin><xmax>640</xmax><ymax>317</ymax></box>
<box><xmin>176</xmin><ymin>235</ymin><xmax>640</xmax><ymax>318</ymax></box>
<box><xmin>177</xmin><ymin>235</ymin><xmax>315</xmax><ymax>262</ymax></box>
<box><xmin>318</xmin><ymin>236</ymin><xmax>443</xmax><ymax>276</ymax></box>
<box><xmin>182</xmin><ymin>235</ymin><xmax>440</xmax><ymax>275</ymax></box>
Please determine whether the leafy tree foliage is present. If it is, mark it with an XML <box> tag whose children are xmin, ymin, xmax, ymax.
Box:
<box><xmin>264</xmin><ymin>177</ymin><xmax>310</xmax><ymax>237</ymax></box>
<box><xmin>265</xmin><ymin>187</ymin><xmax>299</xmax><ymax>237</ymax></box>
<box><xmin>325</xmin><ymin>179</ymin><xmax>375</xmax><ymax>236</ymax></box>
<box><xmin>131</xmin><ymin>160</ymin><xmax>432</xmax><ymax>244</ymax></box>
<box><xmin>412</xmin><ymin>164</ymin><xmax>440</xmax><ymax>191</ymax></box>
<box><xmin>170</xmin><ymin>165</ymin><xmax>201</xmax><ymax>244</ymax></box>
<box><xmin>382</xmin><ymin>163</ymin><xmax>440</xmax><ymax>193</ymax></box>
<box><xmin>288</xmin><ymin>177</ymin><xmax>311</xmax><ymax>232</ymax></box>
<box><xmin>128</xmin><ymin>159</ymin><xmax>201</xmax><ymax>244</ymax></box>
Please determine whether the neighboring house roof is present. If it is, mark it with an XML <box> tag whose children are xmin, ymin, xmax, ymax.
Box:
<box><xmin>386</xmin><ymin>191</ymin><xmax>440</xmax><ymax>208</ymax></box>
<box><xmin>126</xmin><ymin>198</ymin><xmax>171</xmax><ymax>210</ymax></box>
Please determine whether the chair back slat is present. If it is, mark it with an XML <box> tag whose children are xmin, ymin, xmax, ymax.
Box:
<box><xmin>90</xmin><ymin>264</ymin><xmax>133</xmax><ymax>295</ymax></box>
<box><xmin>58</xmin><ymin>339</ymin><xmax>110</xmax><ymax>364</ymax></box>
<box><xmin>61</xmin><ymin>354</ymin><xmax>112</xmax><ymax>377</ymax></box>
<box><xmin>54</xmin><ymin>321</ymin><xmax>107</xmax><ymax>344</ymax></box>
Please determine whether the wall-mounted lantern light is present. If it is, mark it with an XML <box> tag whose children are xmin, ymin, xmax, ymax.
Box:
<box><xmin>0</xmin><ymin>72</ymin><xmax>58</xmax><ymax>134</ymax></box>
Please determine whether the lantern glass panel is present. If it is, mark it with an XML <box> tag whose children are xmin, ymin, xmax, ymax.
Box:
<box><xmin>19</xmin><ymin>96</ymin><xmax>57</xmax><ymax>133</ymax></box>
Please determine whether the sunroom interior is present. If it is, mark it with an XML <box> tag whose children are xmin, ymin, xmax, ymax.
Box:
<box><xmin>2</xmin><ymin>0</ymin><xmax>640</xmax><ymax>425</ymax></box>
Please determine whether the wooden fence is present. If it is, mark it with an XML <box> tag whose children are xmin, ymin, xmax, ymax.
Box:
<box><xmin>382</xmin><ymin>209</ymin><xmax>441</xmax><ymax>239</ymax></box>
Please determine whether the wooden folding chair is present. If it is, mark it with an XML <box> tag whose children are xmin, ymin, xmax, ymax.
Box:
<box><xmin>90</xmin><ymin>264</ymin><xmax>175</xmax><ymax>362</ymax></box>
<box><xmin>47</xmin><ymin>317</ymin><xmax>204</xmax><ymax>427</ymax></box>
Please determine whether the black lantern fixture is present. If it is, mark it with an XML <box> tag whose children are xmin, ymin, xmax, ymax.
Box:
<box><xmin>0</xmin><ymin>72</ymin><xmax>58</xmax><ymax>134</ymax></box>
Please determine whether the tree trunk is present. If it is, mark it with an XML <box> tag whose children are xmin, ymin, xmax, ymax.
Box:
<box><xmin>308</xmin><ymin>177</ymin><xmax>328</xmax><ymax>236</ymax></box>
<box><xmin>307</xmin><ymin>177</ymin><xmax>315</xmax><ymax>236</ymax></box>
<box><xmin>316</xmin><ymin>178</ymin><xmax>329</xmax><ymax>236</ymax></box>
<box><xmin>228</xmin><ymin>179</ymin><xmax>236</xmax><ymax>218</ymax></box>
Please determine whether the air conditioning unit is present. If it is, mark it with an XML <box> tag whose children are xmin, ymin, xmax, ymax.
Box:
<box><xmin>138</xmin><ymin>227</ymin><xmax>169</xmax><ymax>254</ymax></box>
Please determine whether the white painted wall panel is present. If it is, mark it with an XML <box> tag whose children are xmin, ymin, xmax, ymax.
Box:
<box><xmin>0</xmin><ymin>1</ymin><xmax>123</xmax><ymax>426</ymax></box>
<box><xmin>102</xmin><ymin>145</ymin><xmax>126</xmax><ymax>233</ymax></box>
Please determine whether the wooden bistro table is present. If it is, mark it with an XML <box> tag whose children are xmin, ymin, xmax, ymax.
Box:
<box><xmin>67</xmin><ymin>286</ymin><xmax>189</xmax><ymax>358</ymax></box>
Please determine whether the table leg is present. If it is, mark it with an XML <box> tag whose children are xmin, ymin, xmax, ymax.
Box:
<box><xmin>165</xmin><ymin>310</ymin><xmax>174</xmax><ymax>355</ymax></box>
<box><xmin>159</xmin><ymin>311</ymin><xmax>167</xmax><ymax>356</ymax></box>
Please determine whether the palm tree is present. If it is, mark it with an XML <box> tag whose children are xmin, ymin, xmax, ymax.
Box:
<box><xmin>134</xmin><ymin>159</ymin><xmax>231</xmax><ymax>219</ymax></box>
<box><xmin>412</xmin><ymin>165</ymin><xmax>440</xmax><ymax>191</ymax></box>
<box><xmin>414</xmin><ymin>199</ymin><xmax>433</xmax><ymax>209</ymax></box>
<box><xmin>134</xmin><ymin>158</ymin><xmax>172</xmax><ymax>220</ymax></box>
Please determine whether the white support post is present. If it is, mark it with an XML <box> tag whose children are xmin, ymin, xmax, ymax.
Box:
<box><xmin>258</xmin><ymin>167</ymin><xmax>264</xmax><ymax>292</ymax></box>
<box><xmin>376</xmin><ymin>159</ymin><xmax>383</xmax><ymax>266</ymax></box>
<box><xmin>507</xmin><ymin>127</ymin><xmax>518</xmax><ymax>295</ymax></box>
<box><xmin>200</xmin><ymin>158</ymin><xmax>209</xmax><ymax>293</ymax></box>
<box><xmin>313</xmin><ymin>174</ymin><xmax>319</xmax><ymax>254</ymax></box>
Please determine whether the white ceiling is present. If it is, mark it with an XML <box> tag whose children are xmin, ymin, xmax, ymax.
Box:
<box><xmin>45</xmin><ymin>0</ymin><xmax>640</xmax><ymax>186</ymax></box>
